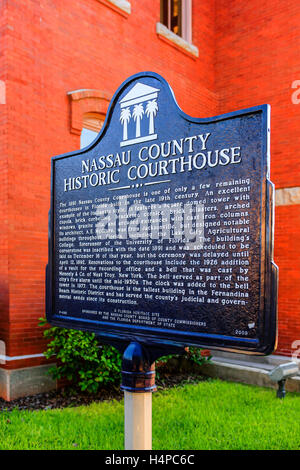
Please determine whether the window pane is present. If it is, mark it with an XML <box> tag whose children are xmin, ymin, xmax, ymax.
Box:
<box><xmin>80</xmin><ymin>127</ymin><xmax>98</xmax><ymax>149</ymax></box>
<box><xmin>160</xmin><ymin>0</ymin><xmax>183</xmax><ymax>38</ymax></box>
<box><xmin>161</xmin><ymin>0</ymin><xmax>169</xmax><ymax>26</ymax></box>
<box><xmin>171</xmin><ymin>0</ymin><xmax>182</xmax><ymax>37</ymax></box>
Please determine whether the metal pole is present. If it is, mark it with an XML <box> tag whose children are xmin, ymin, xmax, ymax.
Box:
<box><xmin>124</xmin><ymin>391</ymin><xmax>152</xmax><ymax>450</ymax></box>
<box><xmin>277</xmin><ymin>379</ymin><xmax>286</xmax><ymax>399</ymax></box>
<box><xmin>121</xmin><ymin>342</ymin><xmax>156</xmax><ymax>450</ymax></box>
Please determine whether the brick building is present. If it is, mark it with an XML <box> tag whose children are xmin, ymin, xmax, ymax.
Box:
<box><xmin>0</xmin><ymin>0</ymin><xmax>299</xmax><ymax>400</ymax></box>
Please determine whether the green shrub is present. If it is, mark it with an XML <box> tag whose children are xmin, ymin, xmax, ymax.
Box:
<box><xmin>39</xmin><ymin>318</ymin><xmax>211</xmax><ymax>394</ymax></box>
<box><xmin>157</xmin><ymin>347</ymin><xmax>211</xmax><ymax>376</ymax></box>
<box><xmin>39</xmin><ymin>318</ymin><xmax>122</xmax><ymax>394</ymax></box>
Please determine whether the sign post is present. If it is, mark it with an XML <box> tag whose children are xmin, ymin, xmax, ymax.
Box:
<box><xmin>46</xmin><ymin>71</ymin><xmax>278</xmax><ymax>449</ymax></box>
<box><xmin>124</xmin><ymin>391</ymin><xmax>152</xmax><ymax>450</ymax></box>
<box><xmin>121</xmin><ymin>342</ymin><xmax>156</xmax><ymax>450</ymax></box>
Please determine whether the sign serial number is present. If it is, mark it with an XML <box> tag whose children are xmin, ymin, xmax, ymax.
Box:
<box><xmin>235</xmin><ymin>330</ymin><xmax>249</xmax><ymax>336</ymax></box>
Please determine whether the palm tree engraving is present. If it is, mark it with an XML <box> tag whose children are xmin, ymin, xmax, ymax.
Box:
<box><xmin>120</xmin><ymin>107</ymin><xmax>131</xmax><ymax>141</ymax></box>
<box><xmin>146</xmin><ymin>99</ymin><xmax>158</xmax><ymax>135</ymax></box>
<box><xmin>132</xmin><ymin>103</ymin><xmax>144</xmax><ymax>138</ymax></box>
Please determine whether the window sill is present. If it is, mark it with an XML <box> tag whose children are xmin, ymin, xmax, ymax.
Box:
<box><xmin>96</xmin><ymin>0</ymin><xmax>131</xmax><ymax>17</ymax></box>
<box><xmin>156</xmin><ymin>22</ymin><xmax>199</xmax><ymax>58</ymax></box>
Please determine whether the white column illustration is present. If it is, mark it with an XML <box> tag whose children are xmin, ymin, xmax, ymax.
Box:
<box><xmin>119</xmin><ymin>82</ymin><xmax>160</xmax><ymax>147</ymax></box>
<box><xmin>120</xmin><ymin>107</ymin><xmax>131</xmax><ymax>141</ymax></box>
<box><xmin>146</xmin><ymin>99</ymin><xmax>158</xmax><ymax>135</ymax></box>
<box><xmin>132</xmin><ymin>103</ymin><xmax>144</xmax><ymax>138</ymax></box>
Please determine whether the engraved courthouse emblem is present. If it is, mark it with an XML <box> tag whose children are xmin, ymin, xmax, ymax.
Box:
<box><xmin>119</xmin><ymin>82</ymin><xmax>160</xmax><ymax>147</ymax></box>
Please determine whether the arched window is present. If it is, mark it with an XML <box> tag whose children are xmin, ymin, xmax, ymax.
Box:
<box><xmin>80</xmin><ymin>112</ymin><xmax>105</xmax><ymax>148</ymax></box>
<box><xmin>67</xmin><ymin>89</ymin><xmax>110</xmax><ymax>147</ymax></box>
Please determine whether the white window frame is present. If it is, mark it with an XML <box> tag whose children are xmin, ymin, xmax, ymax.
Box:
<box><xmin>163</xmin><ymin>0</ymin><xmax>192</xmax><ymax>43</ymax></box>
<box><xmin>157</xmin><ymin>0</ymin><xmax>198</xmax><ymax>57</ymax></box>
<box><xmin>182</xmin><ymin>0</ymin><xmax>192</xmax><ymax>44</ymax></box>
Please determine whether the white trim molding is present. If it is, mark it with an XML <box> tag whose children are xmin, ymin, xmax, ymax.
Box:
<box><xmin>156</xmin><ymin>22</ymin><xmax>199</xmax><ymax>58</ymax></box>
<box><xmin>96</xmin><ymin>0</ymin><xmax>131</xmax><ymax>17</ymax></box>
<box><xmin>0</xmin><ymin>353</ymin><xmax>44</xmax><ymax>364</ymax></box>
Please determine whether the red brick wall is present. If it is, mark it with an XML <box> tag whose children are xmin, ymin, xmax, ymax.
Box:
<box><xmin>2</xmin><ymin>0</ymin><xmax>217</xmax><ymax>369</ymax></box>
<box><xmin>215</xmin><ymin>0</ymin><xmax>300</xmax><ymax>355</ymax></box>
<box><xmin>1</xmin><ymin>0</ymin><xmax>299</xmax><ymax>370</ymax></box>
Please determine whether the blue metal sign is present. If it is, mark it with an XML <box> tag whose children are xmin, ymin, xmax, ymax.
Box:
<box><xmin>46</xmin><ymin>72</ymin><xmax>278</xmax><ymax>356</ymax></box>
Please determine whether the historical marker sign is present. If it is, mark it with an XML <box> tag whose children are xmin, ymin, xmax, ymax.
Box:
<box><xmin>46</xmin><ymin>72</ymin><xmax>278</xmax><ymax>355</ymax></box>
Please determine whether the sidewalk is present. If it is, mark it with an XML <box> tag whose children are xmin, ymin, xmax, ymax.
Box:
<box><xmin>200</xmin><ymin>351</ymin><xmax>300</xmax><ymax>393</ymax></box>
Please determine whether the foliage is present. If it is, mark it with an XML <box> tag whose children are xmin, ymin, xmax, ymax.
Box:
<box><xmin>157</xmin><ymin>347</ymin><xmax>211</xmax><ymax>374</ymax></box>
<box><xmin>39</xmin><ymin>318</ymin><xmax>211</xmax><ymax>393</ymax></box>
<box><xmin>39</xmin><ymin>318</ymin><xmax>122</xmax><ymax>394</ymax></box>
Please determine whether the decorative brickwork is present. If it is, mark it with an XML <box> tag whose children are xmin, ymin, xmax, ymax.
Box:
<box><xmin>68</xmin><ymin>89</ymin><xmax>111</xmax><ymax>135</ymax></box>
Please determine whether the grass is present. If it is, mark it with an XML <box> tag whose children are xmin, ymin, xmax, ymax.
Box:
<box><xmin>0</xmin><ymin>379</ymin><xmax>300</xmax><ymax>450</ymax></box>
